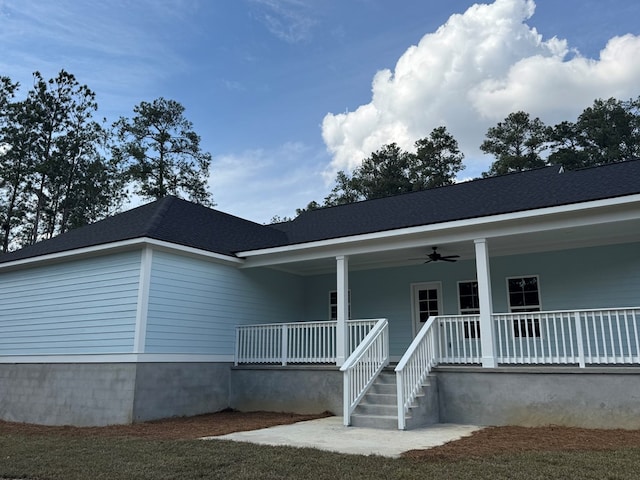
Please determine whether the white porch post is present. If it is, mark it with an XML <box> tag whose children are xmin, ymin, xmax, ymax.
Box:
<box><xmin>474</xmin><ymin>239</ymin><xmax>496</xmax><ymax>368</ymax></box>
<box><xmin>336</xmin><ymin>255</ymin><xmax>349</xmax><ymax>366</ymax></box>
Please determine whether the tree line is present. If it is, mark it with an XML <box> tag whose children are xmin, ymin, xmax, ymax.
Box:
<box><xmin>2</xmin><ymin>70</ymin><xmax>638</xmax><ymax>248</ymax></box>
<box><xmin>285</xmin><ymin>96</ymin><xmax>640</xmax><ymax>220</ymax></box>
<box><xmin>0</xmin><ymin>70</ymin><xmax>212</xmax><ymax>253</ymax></box>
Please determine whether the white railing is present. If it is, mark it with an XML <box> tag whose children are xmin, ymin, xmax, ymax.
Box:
<box><xmin>437</xmin><ymin>315</ymin><xmax>482</xmax><ymax>365</ymax></box>
<box><xmin>494</xmin><ymin>308</ymin><xmax>640</xmax><ymax>367</ymax></box>
<box><xmin>395</xmin><ymin>316</ymin><xmax>439</xmax><ymax>430</ymax></box>
<box><xmin>340</xmin><ymin>318</ymin><xmax>389</xmax><ymax>426</ymax></box>
<box><xmin>235</xmin><ymin>319</ymin><xmax>378</xmax><ymax>365</ymax></box>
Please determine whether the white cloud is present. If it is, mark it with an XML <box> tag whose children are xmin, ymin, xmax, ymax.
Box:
<box><xmin>321</xmin><ymin>0</ymin><xmax>640</xmax><ymax>178</ymax></box>
<box><xmin>210</xmin><ymin>142</ymin><xmax>329</xmax><ymax>223</ymax></box>
<box><xmin>250</xmin><ymin>0</ymin><xmax>318</xmax><ymax>44</ymax></box>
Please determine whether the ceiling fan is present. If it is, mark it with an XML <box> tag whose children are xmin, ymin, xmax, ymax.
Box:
<box><xmin>422</xmin><ymin>246</ymin><xmax>460</xmax><ymax>263</ymax></box>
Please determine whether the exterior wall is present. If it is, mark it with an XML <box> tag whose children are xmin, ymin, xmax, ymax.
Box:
<box><xmin>230</xmin><ymin>366</ymin><xmax>343</xmax><ymax>415</ymax></box>
<box><xmin>436</xmin><ymin>367</ymin><xmax>640</xmax><ymax>429</ymax></box>
<box><xmin>301</xmin><ymin>242</ymin><xmax>640</xmax><ymax>358</ymax></box>
<box><xmin>0</xmin><ymin>251</ymin><xmax>141</xmax><ymax>355</ymax></box>
<box><xmin>132</xmin><ymin>362</ymin><xmax>231</xmax><ymax>422</ymax></box>
<box><xmin>145</xmin><ymin>251</ymin><xmax>305</xmax><ymax>355</ymax></box>
<box><xmin>0</xmin><ymin>362</ymin><xmax>232</xmax><ymax>426</ymax></box>
<box><xmin>0</xmin><ymin>363</ymin><xmax>137</xmax><ymax>426</ymax></box>
<box><xmin>490</xmin><ymin>242</ymin><xmax>640</xmax><ymax>311</ymax></box>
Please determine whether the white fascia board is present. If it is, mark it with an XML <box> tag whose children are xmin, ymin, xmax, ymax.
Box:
<box><xmin>0</xmin><ymin>353</ymin><xmax>235</xmax><ymax>364</ymax></box>
<box><xmin>0</xmin><ymin>237</ymin><xmax>244</xmax><ymax>271</ymax></box>
<box><xmin>238</xmin><ymin>195</ymin><xmax>640</xmax><ymax>266</ymax></box>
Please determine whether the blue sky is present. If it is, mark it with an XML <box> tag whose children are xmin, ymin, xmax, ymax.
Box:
<box><xmin>1</xmin><ymin>0</ymin><xmax>640</xmax><ymax>223</ymax></box>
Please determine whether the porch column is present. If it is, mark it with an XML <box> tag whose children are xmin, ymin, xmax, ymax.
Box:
<box><xmin>474</xmin><ymin>238</ymin><xmax>496</xmax><ymax>368</ymax></box>
<box><xmin>336</xmin><ymin>255</ymin><xmax>349</xmax><ymax>366</ymax></box>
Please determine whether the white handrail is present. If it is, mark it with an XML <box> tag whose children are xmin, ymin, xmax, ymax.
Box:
<box><xmin>235</xmin><ymin>319</ymin><xmax>378</xmax><ymax>365</ymax></box>
<box><xmin>493</xmin><ymin>307</ymin><xmax>640</xmax><ymax>367</ymax></box>
<box><xmin>340</xmin><ymin>318</ymin><xmax>389</xmax><ymax>426</ymax></box>
<box><xmin>395</xmin><ymin>316</ymin><xmax>439</xmax><ymax>430</ymax></box>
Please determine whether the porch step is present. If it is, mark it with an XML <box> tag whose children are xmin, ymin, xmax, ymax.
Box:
<box><xmin>350</xmin><ymin>370</ymin><xmax>433</xmax><ymax>430</ymax></box>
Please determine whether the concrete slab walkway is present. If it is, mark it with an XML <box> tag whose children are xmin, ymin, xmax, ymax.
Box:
<box><xmin>204</xmin><ymin>416</ymin><xmax>482</xmax><ymax>457</ymax></box>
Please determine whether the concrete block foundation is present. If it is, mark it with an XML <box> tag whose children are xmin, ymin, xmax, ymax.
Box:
<box><xmin>0</xmin><ymin>362</ymin><xmax>232</xmax><ymax>426</ymax></box>
<box><xmin>3</xmin><ymin>362</ymin><xmax>640</xmax><ymax>428</ymax></box>
<box><xmin>436</xmin><ymin>366</ymin><xmax>640</xmax><ymax>429</ymax></box>
<box><xmin>229</xmin><ymin>365</ymin><xmax>343</xmax><ymax>415</ymax></box>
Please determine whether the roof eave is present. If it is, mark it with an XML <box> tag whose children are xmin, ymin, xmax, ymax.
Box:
<box><xmin>237</xmin><ymin>194</ymin><xmax>640</xmax><ymax>267</ymax></box>
<box><xmin>0</xmin><ymin>237</ymin><xmax>244</xmax><ymax>272</ymax></box>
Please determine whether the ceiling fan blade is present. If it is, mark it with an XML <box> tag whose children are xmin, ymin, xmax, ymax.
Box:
<box><xmin>441</xmin><ymin>255</ymin><xmax>460</xmax><ymax>260</ymax></box>
<box><xmin>441</xmin><ymin>257</ymin><xmax>457</xmax><ymax>262</ymax></box>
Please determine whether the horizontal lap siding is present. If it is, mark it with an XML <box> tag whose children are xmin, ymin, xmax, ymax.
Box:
<box><xmin>145</xmin><ymin>251</ymin><xmax>304</xmax><ymax>355</ymax></box>
<box><xmin>491</xmin><ymin>242</ymin><xmax>640</xmax><ymax>311</ymax></box>
<box><xmin>0</xmin><ymin>251</ymin><xmax>141</xmax><ymax>354</ymax></box>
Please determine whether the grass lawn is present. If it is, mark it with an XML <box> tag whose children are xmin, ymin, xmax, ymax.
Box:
<box><xmin>2</xmin><ymin>434</ymin><xmax>640</xmax><ymax>480</ymax></box>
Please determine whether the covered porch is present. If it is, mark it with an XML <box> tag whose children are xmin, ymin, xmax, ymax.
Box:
<box><xmin>233</xmin><ymin>202</ymin><xmax>640</xmax><ymax>429</ymax></box>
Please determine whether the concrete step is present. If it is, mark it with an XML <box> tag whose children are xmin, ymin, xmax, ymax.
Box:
<box><xmin>364</xmin><ymin>392</ymin><xmax>397</xmax><ymax>405</ymax></box>
<box><xmin>354</xmin><ymin>402</ymin><xmax>397</xmax><ymax>416</ymax></box>
<box><xmin>350</xmin><ymin>413</ymin><xmax>400</xmax><ymax>430</ymax></box>
<box><xmin>370</xmin><ymin>382</ymin><xmax>396</xmax><ymax>395</ymax></box>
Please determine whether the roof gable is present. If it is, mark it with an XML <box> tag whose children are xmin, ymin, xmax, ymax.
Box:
<box><xmin>0</xmin><ymin>196</ymin><xmax>287</xmax><ymax>264</ymax></box>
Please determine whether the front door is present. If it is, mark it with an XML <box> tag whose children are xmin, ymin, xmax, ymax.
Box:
<box><xmin>411</xmin><ymin>282</ymin><xmax>442</xmax><ymax>336</ymax></box>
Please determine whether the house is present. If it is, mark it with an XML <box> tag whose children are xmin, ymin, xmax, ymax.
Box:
<box><xmin>1</xmin><ymin>160</ymin><xmax>639</xmax><ymax>429</ymax></box>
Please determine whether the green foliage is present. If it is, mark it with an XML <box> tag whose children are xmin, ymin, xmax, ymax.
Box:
<box><xmin>549</xmin><ymin>97</ymin><xmax>640</xmax><ymax>168</ymax></box>
<box><xmin>482</xmin><ymin>98</ymin><xmax>640</xmax><ymax>177</ymax></box>
<box><xmin>413</xmin><ymin>125</ymin><xmax>465</xmax><ymax>189</ymax></box>
<box><xmin>481</xmin><ymin>111</ymin><xmax>550</xmax><ymax>176</ymax></box>
<box><xmin>0</xmin><ymin>70</ymin><xmax>124</xmax><ymax>252</ymax></box>
<box><xmin>320</xmin><ymin>126</ymin><xmax>464</xmax><ymax>210</ymax></box>
<box><xmin>113</xmin><ymin>98</ymin><xmax>213</xmax><ymax>206</ymax></box>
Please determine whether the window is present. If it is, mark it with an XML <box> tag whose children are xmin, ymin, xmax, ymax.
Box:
<box><xmin>458</xmin><ymin>281</ymin><xmax>480</xmax><ymax>314</ymax></box>
<box><xmin>458</xmin><ymin>281</ymin><xmax>480</xmax><ymax>338</ymax></box>
<box><xmin>329</xmin><ymin>290</ymin><xmax>351</xmax><ymax>320</ymax></box>
<box><xmin>507</xmin><ymin>276</ymin><xmax>541</xmax><ymax>337</ymax></box>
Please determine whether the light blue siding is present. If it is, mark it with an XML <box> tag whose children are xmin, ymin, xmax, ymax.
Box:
<box><xmin>301</xmin><ymin>242</ymin><xmax>640</xmax><ymax>357</ymax></box>
<box><xmin>145</xmin><ymin>251</ymin><xmax>304</xmax><ymax>354</ymax></box>
<box><xmin>490</xmin><ymin>242</ymin><xmax>640</xmax><ymax>311</ymax></box>
<box><xmin>302</xmin><ymin>261</ymin><xmax>476</xmax><ymax>356</ymax></box>
<box><xmin>0</xmin><ymin>251</ymin><xmax>141</xmax><ymax>354</ymax></box>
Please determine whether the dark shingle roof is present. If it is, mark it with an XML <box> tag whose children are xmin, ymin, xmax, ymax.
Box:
<box><xmin>268</xmin><ymin>160</ymin><xmax>640</xmax><ymax>245</ymax></box>
<box><xmin>0</xmin><ymin>196</ymin><xmax>287</xmax><ymax>263</ymax></box>
<box><xmin>1</xmin><ymin>159</ymin><xmax>639</xmax><ymax>264</ymax></box>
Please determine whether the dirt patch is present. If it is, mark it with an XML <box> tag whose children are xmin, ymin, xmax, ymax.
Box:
<box><xmin>403</xmin><ymin>425</ymin><xmax>640</xmax><ymax>461</ymax></box>
<box><xmin>0</xmin><ymin>410</ymin><xmax>331</xmax><ymax>440</ymax></box>
<box><xmin>3</xmin><ymin>412</ymin><xmax>640</xmax><ymax>461</ymax></box>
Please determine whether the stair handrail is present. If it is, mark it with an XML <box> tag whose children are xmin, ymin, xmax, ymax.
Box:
<box><xmin>340</xmin><ymin>318</ymin><xmax>389</xmax><ymax>426</ymax></box>
<box><xmin>395</xmin><ymin>316</ymin><xmax>439</xmax><ymax>430</ymax></box>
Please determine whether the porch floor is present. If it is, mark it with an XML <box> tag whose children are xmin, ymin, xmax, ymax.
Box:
<box><xmin>204</xmin><ymin>416</ymin><xmax>482</xmax><ymax>457</ymax></box>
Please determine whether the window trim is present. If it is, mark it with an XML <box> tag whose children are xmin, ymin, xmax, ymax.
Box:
<box><xmin>457</xmin><ymin>280</ymin><xmax>480</xmax><ymax>315</ymax></box>
<box><xmin>457</xmin><ymin>280</ymin><xmax>480</xmax><ymax>339</ymax></box>
<box><xmin>329</xmin><ymin>289</ymin><xmax>351</xmax><ymax>320</ymax></box>
<box><xmin>506</xmin><ymin>275</ymin><xmax>542</xmax><ymax>338</ymax></box>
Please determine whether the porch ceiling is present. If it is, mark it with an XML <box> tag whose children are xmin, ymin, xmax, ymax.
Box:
<box><xmin>257</xmin><ymin>216</ymin><xmax>640</xmax><ymax>276</ymax></box>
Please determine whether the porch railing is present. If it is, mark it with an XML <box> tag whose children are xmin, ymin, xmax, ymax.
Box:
<box><xmin>395</xmin><ymin>316</ymin><xmax>439</xmax><ymax>430</ymax></box>
<box><xmin>494</xmin><ymin>308</ymin><xmax>640</xmax><ymax>367</ymax></box>
<box><xmin>433</xmin><ymin>308</ymin><xmax>640</xmax><ymax>367</ymax></box>
<box><xmin>437</xmin><ymin>315</ymin><xmax>482</xmax><ymax>364</ymax></box>
<box><xmin>340</xmin><ymin>318</ymin><xmax>389</xmax><ymax>426</ymax></box>
<box><xmin>234</xmin><ymin>319</ymin><xmax>378</xmax><ymax>366</ymax></box>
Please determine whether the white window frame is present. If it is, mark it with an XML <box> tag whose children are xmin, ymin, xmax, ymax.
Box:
<box><xmin>329</xmin><ymin>290</ymin><xmax>351</xmax><ymax>320</ymax></box>
<box><xmin>457</xmin><ymin>280</ymin><xmax>480</xmax><ymax>339</ymax></box>
<box><xmin>410</xmin><ymin>282</ymin><xmax>443</xmax><ymax>337</ymax></box>
<box><xmin>457</xmin><ymin>280</ymin><xmax>480</xmax><ymax>315</ymax></box>
<box><xmin>506</xmin><ymin>275</ymin><xmax>542</xmax><ymax>338</ymax></box>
